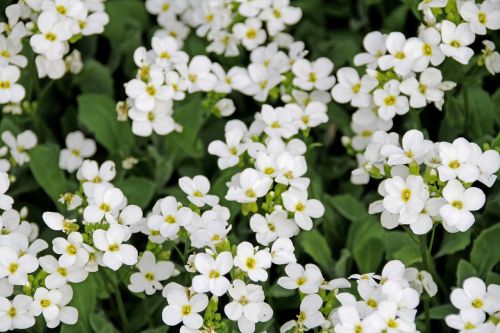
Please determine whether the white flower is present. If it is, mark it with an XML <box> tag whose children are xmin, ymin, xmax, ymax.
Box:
<box><xmin>482</xmin><ymin>40</ymin><xmax>500</xmax><ymax>75</ymax></box>
<box><xmin>0</xmin><ymin>36</ymin><xmax>27</xmax><ymax>68</ymax></box>
<box><xmin>331</xmin><ymin>67</ymin><xmax>378</xmax><ymax>107</ymax></box>
<box><xmin>182</xmin><ymin>55</ymin><xmax>217</xmax><ymax>92</ymax></box>
<box><xmin>278</xmin><ymin>263</ymin><xmax>323</xmax><ymax>294</ymax></box>
<box><xmin>147</xmin><ymin>196</ymin><xmax>193</xmax><ymax>239</ymax></box>
<box><xmin>208</xmin><ymin>124</ymin><xmax>247</xmax><ymax>170</ymax></box>
<box><xmin>373</xmin><ymin>80</ymin><xmax>409</xmax><ymax>121</ymax></box>
<box><xmin>281</xmin><ymin>187</ymin><xmax>325</xmax><ymax>230</ymax></box>
<box><xmin>1</xmin><ymin>130</ymin><xmax>37</xmax><ymax>166</ymax></box>
<box><xmin>0</xmin><ymin>66</ymin><xmax>25</xmax><ymax>104</ymax></box>
<box><xmin>292</xmin><ymin>58</ymin><xmax>335</xmax><ymax>91</ymax></box>
<box><xmin>382</xmin><ymin>175</ymin><xmax>428</xmax><ymax>217</ymax></box>
<box><xmin>162</xmin><ymin>289</ymin><xmax>208</xmax><ymax>329</ymax></box>
<box><xmin>30</xmin><ymin>12</ymin><xmax>72</xmax><ymax>60</ymax></box>
<box><xmin>0</xmin><ymin>294</ymin><xmax>35</xmax><ymax>331</ymax></box>
<box><xmin>233</xmin><ymin>18</ymin><xmax>267</xmax><ymax>50</ymax></box>
<box><xmin>440</xmin><ymin>180</ymin><xmax>485</xmax><ymax>233</ymax></box>
<box><xmin>78</xmin><ymin>160</ymin><xmax>116</xmax><ymax>195</ymax></box>
<box><xmin>250</xmin><ymin>210</ymin><xmax>298</xmax><ymax>245</ymax></box>
<box><xmin>335</xmin><ymin>305</ymin><xmax>370</xmax><ymax>333</ymax></box>
<box><xmin>93</xmin><ymin>224</ymin><xmax>138</xmax><ymax>270</ymax></box>
<box><xmin>405</xmin><ymin>27</ymin><xmax>445</xmax><ymax>71</ymax></box>
<box><xmin>39</xmin><ymin>255</ymin><xmax>88</xmax><ymax>289</ymax></box>
<box><xmin>125</xmin><ymin>71</ymin><xmax>171</xmax><ymax>112</ymax></box>
<box><xmin>226</xmin><ymin>168</ymin><xmax>273</xmax><ymax>203</ymax></box>
<box><xmin>472</xmin><ymin>145</ymin><xmax>500</xmax><ymax>187</ymax></box>
<box><xmin>213</xmin><ymin>98</ymin><xmax>236</xmax><ymax>117</ymax></box>
<box><xmin>445</xmin><ymin>308</ymin><xmax>490</xmax><ymax>332</ymax></box>
<box><xmin>354</xmin><ymin>31</ymin><xmax>387</xmax><ymax>68</ymax></box>
<box><xmin>44</xmin><ymin>285</ymin><xmax>78</xmax><ymax>329</ymax></box>
<box><xmin>42</xmin><ymin>212</ymin><xmax>75</xmax><ymax>233</ymax></box>
<box><xmin>367</xmin><ymin>300</ymin><xmax>416</xmax><ymax>332</ymax></box>
<box><xmin>399</xmin><ymin>68</ymin><xmax>446</xmax><ymax>108</ymax></box>
<box><xmin>290</xmin><ymin>101</ymin><xmax>329</xmax><ymax>130</ymax></box>
<box><xmin>440</xmin><ymin>20</ymin><xmax>476</xmax><ymax>65</ymax></box>
<box><xmin>83</xmin><ymin>185</ymin><xmax>124</xmax><ymax>223</ymax></box>
<box><xmin>234</xmin><ymin>242</ymin><xmax>272</xmax><ymax>282</ymax></box>
<box><xmin>0</xmin><ymin>172</ymin><xmax>13</xmax><ymax>211</ymax></box>
<box><xmin>31</xmin><ymin>287</ymin><xmax>62</xmax><ymax>321</ymax></box>
<box><xmin>224</xmin><ymin>279</ymin><xmax>272</xmax><ymax>333</ymax></box>
<box><xmin>259</xmin><ymin>0</ymin><xmax>302</xmax><ymax>36</ymax></box>
<box><xmin>270</xmin><ymin>237</ymin><xmax>296</xmax><ymax>265</ymax></box>
<box><xmin>459</xmin><ymin>1</ymin><xmax>500</xmax><ymax>35</ymax></box>
<box><xmin>378</xmin><ymin>32</ymin><xmax>416</xmax><ymax>76</ymax></box>
<box><xmin>381</xmin><ymin>129</ymin><xmax>433</xmax><ymax>165</ymax></box>
<box><xmin>450</xmin><ymin>277</ymin><xmax>500</xmax><ymax>315</ymax></box>
<box><xmin>59</xmin><ymin>131</ymin><xmax>96</xmax><ymax>172</ymax></box>
<box><xmin>192</xmin><ymin>251</ymin><xmax>233</xmax><ymax>296</ymax></box>
<box><xmin>0</xmin><ymin>246</ymin><xmax>38</xmax><ymax>285</ymax></box>
<box><xmin>52</xmin><ymin>232</ymin><xmax>89</xmax><ymax>267</ymax></box>
<box><xmin>179</xmin><ymin>175</ymin><xmax>219</xmax><ymax>207</ymax></box>
<box><xmin>129</xmin><ymin>101</ymin><xmax>177</xmax><ymax>137</ymax></box>
<box><xmin>438</xmin><ymin>138</ymin><xmax>480</xmax><ymax>183</ymax></box>
<box><xmin>298</xmin><ymin>294</ymin><xmax>325</xmax><ymax>330</ymax></box>
<box><xmin>128</xmin><ymin>251</ymin><xmax>176</xmax><ymax>295</ymax></box>
<box><xmin>151</xmin><ymin>36</ymin><xmax>188</xmax><ymax>67</ymax></box>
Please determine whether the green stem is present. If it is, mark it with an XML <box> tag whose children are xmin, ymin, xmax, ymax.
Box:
<box><xmin>114</xmin><ymin>286</ymin><xmax>128</xmax><ymax>330</ymax></box>
<box><xmin>419</xmin><ymin>236</ymin><xmax>431</xmax><ymax>333</ymax></box>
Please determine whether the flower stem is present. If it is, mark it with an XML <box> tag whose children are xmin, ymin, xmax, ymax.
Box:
<box><xmin>114</xmin><ymin>285</ymin><xmax>128</xmax><ymax>329</ymax></box>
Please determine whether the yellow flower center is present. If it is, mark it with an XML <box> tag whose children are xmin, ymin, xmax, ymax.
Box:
<box><xmin>355</xmin><ymin>325</ymin><xmax>363</xmax><ymax>333</ymax></box>
<box><xmin>160</xmin><ymin>51</ymin><xmax>171</xmax><ymax>60</ymax></box>
<box><xmin>108</xmin><ymin>243</ymin><xmax>120</xmax><ymax>252</ymax></box>
<box><xmin>273</xmin><ymin>9</ymin><xmax>282</xmax><ymax>18</ymax></box>
<box><xmin>448</xmin><ymin>160</ymin><xmax>460</xmax><ymax>169</ymax></box>
<box><xmin>367</xmin><ymin>298</ymin><xmax>378</xmax><ymax>308</ymax></box>
<box><xmin>0</xmin><ymin>81</ymin><xmax>11</xmax><ymax>89</ymax></box>
<box><xmin>423</xmin><ymin>44</ymin><xmax>433</xmax><ymax>56</ymax></box>
<box><xmin>147</xmin><ymin>112</ymin><xmax>155</xmax><ymax>121</ymax></box>
<box><xmin>296</xmin><ymin>277</ymin><xmax>306</xmax><ymax>286</ymax></box>
<box><xmin>387</xmin><ymin>319</ymin><xmax>398</xmax><ymax>328</ymax></box>
<box><xmin>193</xmin><ymin>190</ymin><xmax>203</xmax><ymax>197</ymax></box>
<box><xmin>264</xmin><ymin>167</ymin><xmax>275</xmax><ymax>175</ymax></box>
<box><xmin>56</xmin><ymin>5</ymin><xmax>67</xmax><ymax>15</ymax></box>
<box><xmin>161</xmin><ymin>3</ymin><xmax>170</xmax><ymax>11</ymax></box>
<box><xmin>45</xmin><ymin>32</ymin><xmax>57</xmax><ymax>41</ymax></box>
<box><xmin>239</xmin><ymin>296</ymin><xmax>249</xmax><ymax>305</ymax></box>
<box><xmin>295</xmin><ymin>202</ymin><xmax>306</xmax><ymax>212</ymax></box>
<box><xmin>57</xmin><ymin>267</ymin><xmax>68</xmax><ymax>277</ymax></box>
<box><xmin>361</xmin><ymin>129</ymin><xmax>372</xmax><ymax>137</ymax></box>
<box><xmin>464</xmin><ymin>322</ymin><xmax>476</xmax><ymax>329</ymax></box>
<box><xmin>308</xmin><ymin>72</ymin><xmax>317</xmax><ymax>82</ymax></box>
<box><xmin>209</xmin><ymin>269</ymin><xmax>220</xmax><ymax>278</ymax></box>
<box><xmin>352</xmin><ymin>83</ymin><xmax>361</xmax><ymax>94</ymax></box>
<box><xmin>145</xmin><ymin>272</ymin><xmax>155</xmax><ymax>281</ymax></box>
<box><xmin>99</xmin><ymin>203</ymin><xmax>111</xmax><ymax>212</ymax></box>
<box><xmin>472</xmin><ymin>298</ymin><xmax>484</xmax><ymax>308</ymax></box>
<box><xmin>181</xmin><ymin>305</ymin><xmax>191</xmax><ymax>315</ymax></box>
<box><xmin>395</xmin><ymin>51</ymin><xmax>405</xmax><ymax>59</ymax></box>
<box><xmin>452</xmin><ymin>200</ymin><xmax>463</xmax><ymax>209</ymax></box>
<box><xmin>40</xmin><ymin>299</ymin><xmax>51</xmax><ymax>308</ymax></box>
<box><xmin>164</xmin><ymin>215</ymin><xmax>176</xmax><ymax>224</ymax></box>
<box><xmin>146</xmin><ymin>85</ymin><xmax>156</xmax><ymax>96</ymax></box>
<box><xmin>384</xmin><ymin>95</ymin><xmax>396</xmax><ymax>106</ymax></box>
<box><xmin>245</xmin><ymin>189</ymin><xmax>256</xmax><ymax>198</ymax></box>
<box><xmin>418</xmin><ymin>83</ymin><xmax>427</xmax><ymax>94</ymax></box>
<box><xmin>301</xmin><ymin>115</ymin><xmax>310</xmax><ymax>125</ymax></box>
<box><xmin>478</xmin><ymin>12</ymin><xmax>487</xmax><ymax>25</ymax></box>
<box><xmin>246</xmin><ymin>29</ymin><xmax>257</xmax><ymax>39</ymax></box>
<box><xmin>450</xmin><ymin>40</ymin><xmax>461</xmax><ymax>48</ymax></box>
<box><xmin>8</xmin><ymin>306</ymin><xmax>16</xmax><ymax>318</ymax></box>
<box><xmin>0</xmin><ymin>50</ymin><xmax>10</xmax><ymax>58</ymax></box>
<box><xmin>8</xmin><ymin>263</ymin><xmax>18</xmax><ymax>273</ymax></box>
<box><xmin>245</xmin><ymin>257</ymin><xmax>256</xmax><ymax>270</ymax></box>
<box><xmin>401</xmin><ymin>188</ymin><xmax>412</xmax><ymax>202</ymax></box>
<box><xmin>71</xmin><ymin>149</ymin><xmax>80</xmax><ymax>157</ymax></box>
<box><xmin>229</xmin><ymin>146</ymin><xmax>238</xmax><ymax>155</ymax></box>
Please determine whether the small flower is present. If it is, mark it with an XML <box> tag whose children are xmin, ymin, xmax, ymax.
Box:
<box><xmin>1</xmin><ymin>130</ymin><xmax>37</xmax><ymax>166</ymax></box>
<box><xmin>0</xmin><ymin>294</ymin><xmax>35</xmax><ymax>331</ymax></box>
<box><xmin>373</xmin><ymin>80</ymin><xmax>409</xmax><ymax>121</ymax></box>
<box><xmin>93</xmin><ymin>224</ymin><xmax>138</xmax><ymax>271</ymax></box>
<box><xmin>0</xmin><ymin>246</ymin><xmax>38</xmax><ymax>285</ymax></box>
<box><xmin>52</xmin><ymin>232</ymin><xmax>89</xmax><ymax>268</ymax></box>
<box><xmin>331</xmin><ymin>67</ymin><xmax>378</xmax><ymax>107</ymax></box>
<box><xmin>58</xmin><ymin>131</ymin><xmax>96</xmax><ymax>173</ymax></box>
<box><xmin>233</xmin><ymin>18</ymin><xmax>267</xmax><ymax>50</ymax></box>
<box><xmin>226</xmin><ymin>168</ymin><xmax>273</xmax><ymax>203</ymax></box>
<box><xmin>179</xmin><ymin>175</ymin><xmax>219</xmax><ymax>207</ymax></box>
<box><xmin>31</xmin><ymin>287</ymin><xmax>62</xmax><ymax>322</ymax></box>
<box><xmin>128</xmin><ymin>251</ymin><xmax>176</xmax><ymax>295</ymax></box>
<box><xmin>192</xmin><ymin>251</ymin><xmax>233</xmax><ymax>296</ymax></box>
<box><xmin>440</xmin><ymin>20</ymin><xmax>475</xmax><ymax>65</ymax></box>
<box><xmin>233</xmin><ymin>242</ymin><xmax>272</xmax><ymax>282</ymax></box>
<box><xmin>281</xmin><ymin>187</ymin><xmax>325</xmax><ymax>230</ymax></box>
<box><xmin>83</xmin><ymin>185</ymin><xmax>124</xmax><ymax>223</ymax></box>
<box><xmin>440</xmin><ymin>180</ymin><xmax>485</xmax><ymax>233</ymax></box>
<box><xmin>147</xmin><ymin>196</ymin><xmax>193</xmax><ymax>239</ymax></box>
<box><xmin>459</xmin><ymin>1</ymin><xmax>500</xmax><ymax>35</ymax></box>
<box><xmin>292</xmin><ymin>57</ymin><xmax>335</xmax><ymax>91</ymax></box>
<box><xmin>437</xmin><ymin>138</ymin><xmax>479</xmax><ymax>183</ymax></box>
<box><xmin>162</xmin><ymin>289</ymin><xmax>208</xmax><ymax>329</ymax></box>
<box><xmin>278</xmin><ymin>263</ymin><xmax>323</xmax><ymax>294</ymax></box>
<box><xmin>0</xmin><ymin>66</ymin><xmax>25</xmax><ymax>104</ymax></box>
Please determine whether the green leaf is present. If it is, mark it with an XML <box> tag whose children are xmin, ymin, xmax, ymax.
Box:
<box><xmin>435</xmin><ymin>230</ymin><xmax>471</xmax><ymax>258</ymax></box>
<box><xmin>328</xmin><ymin>194</ymin><xmax>369</xmax><ymax>222</ymax></box>
<box><xmin>470</xmin><ymin>224</ymin><xmax>500</xmax><ymax>277</ymax></box>
<box><xmin>78</xmin><ymin>94</ymin><xmax>134</xmax><ymax>154</ymax></box>
<box><xmin>74</xmin><ymin>59</ymin><xmax>114</xmax><ymax>97</ymax></box>
<box><xmin>298</xmin><ymin>229</ymin><xmax>335</xmax><ymax>276</ymax></box>
<box><xmin>456</xmin><ymin>259</ymin><xmax>478</xmax><ymax>286</ymax></box>
<box><xmin>61</xmin><ymin>275</ymin><xmax>97</xmax><ymax>332</ymax></box>
<box><xmin>427</xmin><ymin>305</ymin><xmax>456</xmax><ymax>320</ymax></box>
<box><xmin>167</xmin><ymin>94</ymin><xmax>206</xmax><ymax>158</ymax></box>
<box><xmin>115</xmin><ymin>177</ymin><xmax>156</xmax><ymax>209</ymax></box>
<box><xmin>89</xmin><ymin>313</ymin><xmax>119</xmax><ymax>333</ymax></box>
<box><xmin>29</xmin><ymin>144</ymin><xmax>67</xmax><ymax>205</ymax></box>
<box><xmin>348</xmin><ymin>217</ymin><xmax>385</xmax><ymax>272</ymax></box>
<box><xmin>464</xmin><ymin>87</ymin><xmax>496</xmax><ymax>141</ymax></box>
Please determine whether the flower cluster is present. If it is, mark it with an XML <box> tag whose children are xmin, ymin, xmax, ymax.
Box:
<box><xmin>367</xmin><ymin>129</ymin><xmax>499</xmax><ymax>234</ymax></box>
<box><xmin>0</xmin><ymin>0</ymin><xmax>109</xmax><ymax>107</ymax></box>
<box><xmin>158</xmin><ymin>0</ymin><xmax>304</xmax><ymax>56</ymax></box>
<box><xmin>445</xmin><ymin>277</ymin><xmax>500</xmax><ymax>332</ymax></box>
<box><xmin>280</xmin><ymin>260</ymin><xmax>437</xmax><ymax>332</ymax></box>
<box><xmin>0</xmin><ymin>130</ymin><xmax>38</xmax><ymax>172</ymax></box>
